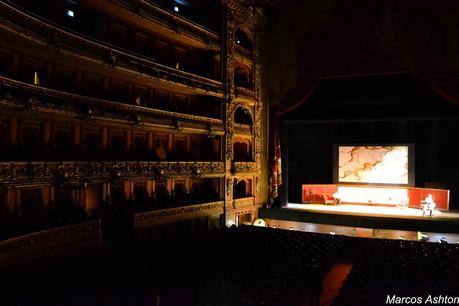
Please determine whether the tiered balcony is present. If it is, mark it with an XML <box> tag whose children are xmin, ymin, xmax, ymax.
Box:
<box><xmin>104</xmin><ymin>0</ymin><xmax>221</xmax><ymax>49</ymax></box>
<box><xmin>0</xmin><ymin>1</ymin><xmax>223</xmax><ymax>96</ymax></box>
<box><xmin>0</xmin><ymin>161</ymin><xmax>225</xmax><ymax>186</ymax></box>
<box><xmin>0</xmin><ymin>76</ymin><xmax>224</xmax><ymax>134</ymax></box>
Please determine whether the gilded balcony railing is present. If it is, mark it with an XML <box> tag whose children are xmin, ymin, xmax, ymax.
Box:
<box><xmin>134</xmin><ymin>201</ymin><xmax>224</xmax><ymax>228</ymax></box>
<box><xmin>0</xmin><ymin>161</ymin><xmax>225</xmax><ymax>185</ymax></box>
<box><xmin>231</xmin><ymin>162</ymin><xmax>259</xmax><ymax>175</ymax></box>
<box><xmin>235</xmin><ymin>86</ymin><xmax>255</xmax><ymax>100</ymax></box>
<box><xmin>233</xmin><ymin>197</ymin><xmax>255</xmax><ymax>209</ymax></box>
<box><xmin>0</xmin><ymin>76</ymin><xmax>224</xmax><ymax>133</ymax></box>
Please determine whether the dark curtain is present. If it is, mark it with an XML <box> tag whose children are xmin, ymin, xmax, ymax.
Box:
<box><xmin>268</xmin><ymin>0</ymin><xmax>459</xmax><ymax>205</ymax></box>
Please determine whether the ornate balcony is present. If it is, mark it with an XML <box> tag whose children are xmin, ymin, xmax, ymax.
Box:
<box><xmin>0</xmin><ymin>1</ymin><xmax>223</xmax><ymax>96</ymax></box>
<box><xmin>235</xmin><ymin>45</ymin><xmax>253</xmax><ymax>63</ymax></box>
<box><xmin>231</xmin><ymin>162</ymin><xmax>260</xmax><ymax>175</ymax></box>
<box><xmin>134</xmin><ymin>201</ymin><xmax>224</xmax><ymax>229</ymax></box>
<box><xmin>0</xmin><ymin>161</ymin><xmax>225</xmax><ymax>186</ymax></box>
<box><xmin>235</xmin><ymin>86</ymin><xmax>255</xmax><ymax>100</ymax></box>
<box><xmin>108</xmin><ymin>0</ymin><xmax>220</xmax><ymax>49</ymax></box>
<box><xmin>232</xmin><ymin>197</ymin><xmax>255</xmax><ymax>209</ymax></box>
<box><xmin>233</xmin><ymin>123</ymin><xmax>253</xmax><ymax>136</ymax></box>
<box><xmin>0</xmin><ymin>220</ymin><xmax>101</xmax><ymax>267</ymax></box>
<box><xmin>0</xmin><ymin>76</ymin><xmax>224</xmax><ymax>134</ymax></box>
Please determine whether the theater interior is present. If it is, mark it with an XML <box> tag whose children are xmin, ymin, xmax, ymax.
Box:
<box><xmin>1</xmin><ymin>0</ymin><xmax>459</xmax><ymax>305</ymax></box>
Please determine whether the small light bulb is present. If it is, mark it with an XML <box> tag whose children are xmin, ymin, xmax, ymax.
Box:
<box><xmin>66</xmin><ymin>9</ymin><xmax>75</xmax><ymax>17</ymax></box>
<box><xmin>173</xmin><ymin>6</ymin><xmax>179</xmax><ymax>12</ymax></box>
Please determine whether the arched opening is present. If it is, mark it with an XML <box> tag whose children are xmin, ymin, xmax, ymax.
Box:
<box><xmin>235</xmin><ymin>28</ymin><xmax>252</xmax><ymax>51</ymax></box>
<box><xmin>234</xmin><ymin>106</ymin><xmax>253</xmax><ymax>125</ymax></box>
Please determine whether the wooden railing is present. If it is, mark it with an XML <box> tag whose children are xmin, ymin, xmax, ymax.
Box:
<box><xmin>134</xmin><ymin>201</ymin><xmax>224</xmax><ymax>229</ymax></box>
<box><xmin>0</xmin><ymin>1</ymin><xmax>223</xmax><ymax>95</ymax></box>
<box><xmin>0</xmin><ymin>219</ymin><xmax>101</xmax><ymax>267</ymax></box>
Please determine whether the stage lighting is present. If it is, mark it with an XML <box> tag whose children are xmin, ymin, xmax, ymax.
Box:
<box><xmin>173</xmin><ymin>6</ymin><xmax>179</xmax><ymax>12</ymax></box>
<box><xmin>66</xmin><ymin>9</ymin><xmax>75</xmax><ymax>17</ymax></box>
<box><xmin>330</xmin><ymin>232</ymin><xmax>336</xmax><ymax>235</ymax></box>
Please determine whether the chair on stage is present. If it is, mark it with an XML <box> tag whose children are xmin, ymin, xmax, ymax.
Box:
<box><xmin>322</xmin><ymin>193</ymin><xmax>337</xmax><ymax>205</ymax></box>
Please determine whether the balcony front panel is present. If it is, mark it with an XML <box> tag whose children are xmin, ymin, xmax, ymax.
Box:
<box><xmin>0</xmin><ymin>219</ymin><xmax>101</xmax><ymax>267</ymax></box>
<box><xmin>235</xmin><ymin>87</ymin><xmax>255</xmax><ymax>101</ymax></box>
<box><xmin>0</xmin><ymin>77</ymin><xmax>224</xmax><ymax>134</ymax></box>
<box><xmin>0</xmin><ymin>161</ymin><xmax>225</xmax><ymax>186</ymax></box>
<box><xmin>232</xmin><ymin>197</ymin><xmax>255</xmax><ymax>209</ymax></box>
<box><xmin>134</xmin><ymin>200</ymin><xmax>223</xmax><ymax>229</ymax></box>
<box><xmin>232</xmin><ymin>162</ymin><xmax>260</xmax><ymax>175</ymax></box>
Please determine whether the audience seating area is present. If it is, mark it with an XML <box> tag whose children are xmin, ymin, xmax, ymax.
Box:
<box><xmin>0</xmin><ymin>225</ymin><xmax>347</xmax><ymax>306</ymax></box>
<box><xmin>3</xmin><ymin>224</ymin><xmax>459</xmax><ymax>306</ymax></box>
<box><xmin>333</xmin><ymin>239</ymin><xmax>459</xmax><ymax>306</ymax></box>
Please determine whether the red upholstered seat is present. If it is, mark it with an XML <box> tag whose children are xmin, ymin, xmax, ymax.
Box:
<box><xmin>322</xmin><ymin>193</ymin><xmax>335</xmax><ymax>205</ymax></box>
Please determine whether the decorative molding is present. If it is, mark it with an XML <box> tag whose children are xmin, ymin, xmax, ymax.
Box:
<box><xmin>0</xmin><ymin>1</ymin><xmax>223</xmax><ymax>95</ymax></box>
<box><xmin>233</xmin><ymin>123</ymin><xmax>252</xmax><ymax>136</ymax></box>
<box><xmin>232</xmin><ymin>162</ymin><xmax>259</xmax><ymax>175</ymax></box>
<box><xmin>221</xmin><ymin>0</ymin><xmax>264</xmax><ymax>27</ymax></box>
<box><xmin>0</xmin><ymin>161</ymin><xmax>225</xmax><ymax>186</ymax></box>
<box><xmin>232</xmin><ymin>196</ymin><xmax>255</xmax><ymax>209</ymax></box>
<box><xmin>134</xmin><ymin>201</ymin><xmax>224</xmax><ymax>228</ymax></box>
<box><xmin>235</xmin><ymin>86</ymin><xmax>255</xmax><ymax>99</ymax></box>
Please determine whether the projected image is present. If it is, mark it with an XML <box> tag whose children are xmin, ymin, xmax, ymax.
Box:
<box><xmin>339</xmin><ymin>146</ymin><xmax>409</xmax><ymax>184</ymax></box>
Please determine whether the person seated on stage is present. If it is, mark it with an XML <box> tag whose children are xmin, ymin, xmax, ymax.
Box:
<box><xmin>422</xmin><ymin>194</ymin><xmax>436</xmax><ymax>216</ymax></box>
<box><xmin>332</xmin><ymin>192</ymin><xmax>341</xmax><ymax>205</ymax></box>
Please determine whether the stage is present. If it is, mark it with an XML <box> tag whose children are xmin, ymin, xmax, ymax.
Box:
<box><xmin>285</xmin><ymin>203</ymin><xmax>459</xmax><ymax>220</ymax></box>
<box><xmin>258</xmin><ymin>203</ymin><xmax>459</xmax><ymax>237</ymax></box>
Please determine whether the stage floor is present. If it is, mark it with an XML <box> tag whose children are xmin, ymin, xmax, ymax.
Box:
<box><xmin>285</xmin><ymin>203</ymin><xmax>459</xmax><ymax>220</ymax></box>
<box><xmin>259</xmin><ymin>203</ymin><xmax>459</xmax><ymax>234</ymax></box>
